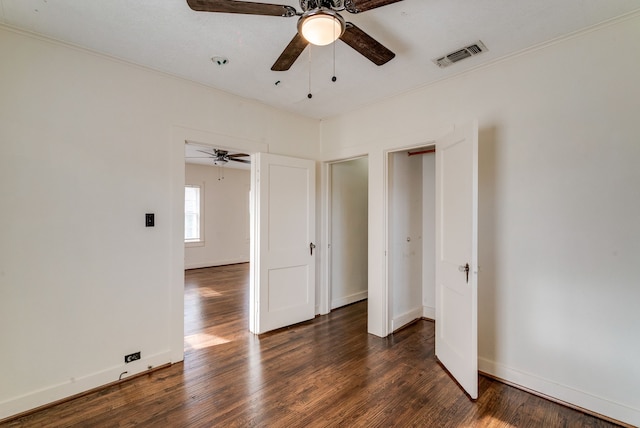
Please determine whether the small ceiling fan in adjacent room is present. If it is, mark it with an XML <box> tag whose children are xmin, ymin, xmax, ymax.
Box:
<box><xmin>186</xmin><ymin>0</ymin><xmax>403</xmax><ymax>71</ymax></box>
<box><xmin>186</xmin><ymin>148</ymin><xmax>251</xmax><ymax>166</ymax></box>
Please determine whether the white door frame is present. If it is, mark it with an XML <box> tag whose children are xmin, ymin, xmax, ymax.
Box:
<box><xmin>171</xmin><ymin>126</ymin><xmax>267</xmax><ymax>361</ymax></box>
<box><xmin>319</xmin><ymin>154</ymin><xmax>368</xmax><ymax>316</ymax></box>
<box><xmin>320</xmin><ymin>141</ymin><xmax>438</xmax><ymax>338</ymax></box>
<box><xmin>383</xmin><ymin>142</ymin><xmax>435</xmax><ymax>334</ymax></box>
<box><xmin>321</xmin><ymin>156</ymin><xmax>370</xmax><ymax>315</ymax></box>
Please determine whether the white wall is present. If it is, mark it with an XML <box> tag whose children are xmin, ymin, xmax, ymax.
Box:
<box><xmin>3</xmin><ymin>11</ymin><xmax>639</xmax><ymax>425</ymax></box>
<box><xmin>330</xmin><ymin>158</ymin><xmax>368</xmax><ymax>309</ymax></box>
<box><xmin>0</xmin><ymin>26</ymin><xmax>320</xmax><ymax>420</ymax></box>
<box><xmin>321</xmin><ymin>14</ymin><xmax>640</xmax><ymax>426</ymax></box>
<box><xmin>185</xmin><ymin>164</ymin><xmax>250</xmax><ymax>269</ymax></box>
<box><xmin>388</xmin><ymin>151</ymin><xmax>423</xmax><ymax>331</ymax></box>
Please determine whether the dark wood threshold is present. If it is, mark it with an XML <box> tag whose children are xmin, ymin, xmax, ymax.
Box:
<box><xmin>185</xmin><ymin>261</ymin><xmax>249</xmax><ymax>272</ymax></box>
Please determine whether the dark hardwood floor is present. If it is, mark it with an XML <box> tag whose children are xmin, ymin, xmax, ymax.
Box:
<box><xmin>4</xmin><ymin>263</ymin><xmax>621</xmax><ymax>427</ymax></box>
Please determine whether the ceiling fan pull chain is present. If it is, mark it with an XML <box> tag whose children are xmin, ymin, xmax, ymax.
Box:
<box><xmin>332</xmin><ymin>20</ymin><xmax>337</xmax><ymax>83</ymax></box>
<box><xmin>307</xmin><ymin>47</ymin><xmax>313</xmax><ymax>99</ymax></box>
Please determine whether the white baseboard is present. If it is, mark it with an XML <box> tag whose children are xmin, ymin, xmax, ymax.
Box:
<box><xmin>479</xmin><ymin>357</ymin><xmax>640</xmax><ymax>427</ymax></box>
<box><xmin>391</xmin><ymin>307</ymin><xmax>423</xmax><ymax>332</ymax></box>
<box><xmin>422</xmin><ymin>305</ymin><xmax>435</xmax><ymax>320</ymax></box>
<box><xmin>0</xmin><ymin>351</ymin><xmax>172</xmax><ymax>421</ymax></box>
<box><xmin>185</xmin><ymin>258</ymin><xmax>249</xmax><ymax>270</ymax></box>
<box><xmin>330</xmin><ymin>290</ymin><xmax>368</xmax><ymax>310</ymax></box>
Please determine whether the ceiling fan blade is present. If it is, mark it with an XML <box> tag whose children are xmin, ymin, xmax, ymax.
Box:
<box><xmin>186</xmin><ymin>0</ymin><xmax>296</xmax><ymax>17</ymax></box>
<box><xmin>230</xmin><ymin>158</ymin><xmax>251</xmax><ymax>164</ymax></box>
<box><xmin>340</xmin><ymin>23</ymin><xmax>395</xmax><ymax>66</ymax></box>
<box><xmin>228</xmin><ymin>153</ymin><xmax>250</xmax><ymax>158</ymax></box>
<box><xmin>271</xmin><ymin>33</ymin><xmax>309</xmax><ymax>71</ymax></box>
<box><xmin>345</xmin><ymin>0</ymin><xmax>404</xmax><ymax>14</ymax></box>
<box><xmin>196</xmin><ymin>149</ymin><xmax>216</xmax><ymax>156</ymax></box>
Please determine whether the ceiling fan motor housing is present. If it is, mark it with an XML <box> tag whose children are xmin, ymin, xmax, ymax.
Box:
<box><xmin>300</xmin><ymin>0</ymin><xmax>346</xmax><ymax>12</ymax></box>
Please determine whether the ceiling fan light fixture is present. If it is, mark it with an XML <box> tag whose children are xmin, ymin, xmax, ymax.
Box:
<box><xmin>298</xmin><ymin>9</ymin><xmax>345</xmax><ymax>46</ymax></box>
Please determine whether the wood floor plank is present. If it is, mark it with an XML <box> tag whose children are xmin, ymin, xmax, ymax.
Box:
<box><xmin>2</xmin><ymin>263</ymin><xmax>622</xmax><ymax>427</ymax></box>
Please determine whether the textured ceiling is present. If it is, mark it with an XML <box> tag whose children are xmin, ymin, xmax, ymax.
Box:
<box><xmin>1</xmin><ymin>0</ymin><xmax>639</xmax><ymax>119</ymax></box>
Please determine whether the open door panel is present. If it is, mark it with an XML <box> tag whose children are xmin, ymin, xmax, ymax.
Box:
<box><xmin>250</xmin><ymin>152</ymin><xmax>316</xmax><ymax>334</ymax></box>
<box><xmin>435</xmin><ymin>121</ymin><xmax>479</xmax><ymax>399</ymax></box>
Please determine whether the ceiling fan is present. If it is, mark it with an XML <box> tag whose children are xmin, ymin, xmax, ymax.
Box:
<box><xmin>187</xmin><ymin>148</ymin><xmax>251</xmax><ymax>165</ymax></box>
<box><xmin>186</xmin><ymin>0</ymin><xmax>403</xmax><ymax>71</ymax></box>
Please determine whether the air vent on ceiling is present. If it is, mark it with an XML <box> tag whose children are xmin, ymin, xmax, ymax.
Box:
<box><xmin>433</xmin><ymin>41</ymin><xmax>488</xmax><ymax>68</ymax></box>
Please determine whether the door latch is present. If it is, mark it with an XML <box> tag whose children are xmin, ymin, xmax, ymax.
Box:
<box><xmin>310</xmin><ymin>242</ymin><xmax>316</xmax><ymax>256</ymax></box>
<box><xmin>459</xmin><ymin>263</ymin><xmax>470</xmax><ymax>283</ymax></box>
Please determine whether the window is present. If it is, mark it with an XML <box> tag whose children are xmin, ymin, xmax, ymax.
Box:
<box><xmin>185</xmin><ymin>185</ymin><xmax>202</xmax><ymax>243</ymax></box>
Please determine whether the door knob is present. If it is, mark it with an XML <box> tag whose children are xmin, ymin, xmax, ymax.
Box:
<box><xmin>310</xmin><ymin>242</ymin><xmax>316</xmax><ymax>256</ymax></box>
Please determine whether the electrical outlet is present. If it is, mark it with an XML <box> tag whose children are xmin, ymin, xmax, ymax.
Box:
<box><xmin>124</xmin><ymin>352</ymin><xmax>141</xmax><ymax>363</ymax></box>
<box><xmin>145</xmin><ymin>213</ymin><xmax>154</xmax><ymax>227</ymax></box>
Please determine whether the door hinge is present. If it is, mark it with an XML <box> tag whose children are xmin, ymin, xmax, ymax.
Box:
<box><xmin>459</xmin><ymin>263</ymin><xmax>470</xmax><ymax>283</ymax></box>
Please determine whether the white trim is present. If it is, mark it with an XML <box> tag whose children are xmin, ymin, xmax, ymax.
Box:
<box><xmin>170</xmin><ymin>127</ymin><xmax>186</xmax><ymax>365</ymax></box>
<box><xmin>321</xmin><ymin>155</ymin><xmax>370</xmax><ymax>317</ymax></box>
<box><xmin>184</xmin><ymin>183</ymin><xmax>204</xmax><ymax>245</ymax></box>
<box><xmin>422</xmin><ymin>305</ymin><xmax>435</xmax><ymax>320</ymax></box>
<box><xmin>371</xmin><ymin>148</ymin><xmax>388</xmax><ymax>337</ymax></box>
<box><xmin>173</xmin><ymin>126</ymin><xmax>268</xmax><ymax>358</ymax></box>
<box><xmin>331</xmin><ymin>290</ymin><xmax>368</xmax><ymax>310</ymax></box>
<box><xmin>383</xmin><ymin>141</ymin><xmax>437</xmax><ymax>337</ymax></box>
<box><xmin>319</xmin><ymin>161</ymin><xmax>331</xmax><ymax>316</ymax></box>
<box><xmin>0</xmin><ymin>351</ymin><xmax>172</xmax><ymax>420</ymax></box>
<box><xmin>249</xmin><ymin>156</ymin><xmax>259</xmax><ymax>334</ymax></box>
<box><xmin>479</xmin><ymin>357</ymin><xmax>640</xmax><ymax>427</ymax></box>
<box><xmin>391</xmin><ymin>307</ymin><xmax>423</xmax><ymax>332</ymax></box>
<box><xmin>383</xmin><ymin>148</ymin><xmax>391</xmax><ymax>335</ymax></box>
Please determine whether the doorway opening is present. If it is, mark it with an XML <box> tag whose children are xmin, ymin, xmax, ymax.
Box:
<box><xmin>328</xmin><ymin>157</ymin><xmax>369</xmax><ymax>311</ymax></box>
<box><xmin>183</xmin><ymin>142</ymin><xmax>251</xmax><ymax>270</ymax></box>
<box><xmin>386</xmin><ymin>145</ymin><xmax>436</xmax><ymax>333</ymax></box>
<box><xmin>183</xmin><ymin>141</ymin><xmax>252</xmax><ymax>351</ymax></box>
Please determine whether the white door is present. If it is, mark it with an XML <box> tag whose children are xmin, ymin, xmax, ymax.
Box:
<box><xmin>435</xmin><ymin>121</ymin><xmax>479</xmax><ymax>399</ymax></box>
<box><xmin>250</xmin><ymin>153</ymin><xmax>316</xmax><ymax>334</ymax></box>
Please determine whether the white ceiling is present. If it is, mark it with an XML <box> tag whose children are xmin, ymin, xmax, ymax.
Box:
<box><xmin>2</xmin><ymin>0</ymin><xmax>639</xmax><ymax>120</ymax></box>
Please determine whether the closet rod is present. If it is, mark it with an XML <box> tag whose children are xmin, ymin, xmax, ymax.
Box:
<box><xmin>407</xmin><ymin>148</ymin><xmax>435</xmax><ymax>156</ymax></box>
